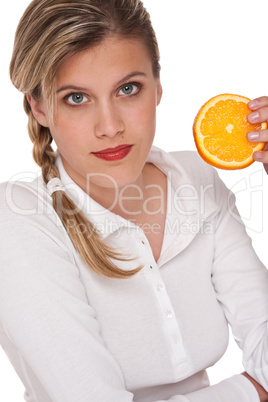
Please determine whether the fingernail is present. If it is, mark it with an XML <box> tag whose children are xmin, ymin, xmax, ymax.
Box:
<box><xmin>247</xmin><ymin>131</ymin><xmax>260</xmax><ymax>140</ymax></box>
<box><xmin>248</xmin><ymin>99</ymin><xmax>258</xmax><ymax>109</ymax></box>
<box><xmin>249</xmin><ymin>111</ymin><xmax>260</xmax><ymax>122</ymax></box>
<box><xmin>254</xmin><ymin>151</ymin><xmax>264</xmax><ymax>160</ymax></box>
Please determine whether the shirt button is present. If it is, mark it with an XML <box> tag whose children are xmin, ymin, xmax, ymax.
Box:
<box><xmin>141</xmin><ymin>241</ymin><xmax>145</xmax><ymax>245</ymax></box>
<box><xmin>166</xmin><ymin>310</ymin><xmax>173</xmax><ymax>318</ymax></box>
<box><xmin>174</xmin><ymin>336</ymin><xmax>181</xmax><ymax>344</ymax></box>
<box><xmin>156</xmin><ymin>283</ymin><xmax>164</xmax><ymax>291</ymax></box>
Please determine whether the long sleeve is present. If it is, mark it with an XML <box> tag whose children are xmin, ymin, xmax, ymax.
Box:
<box><xmin>177</xmin><ymin>375</ymin><xmax>259</xmax><ymax>401</ymax></box>
<box><xmin>204</xmin><ymin>170</ymin><xmax>268</xmax><ymax>399</ymax></box>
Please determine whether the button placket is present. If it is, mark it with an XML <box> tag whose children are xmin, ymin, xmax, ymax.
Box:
<box><xmin>140</xmin><ymin>235</ymin><xmax>188</xmax><ymax>370</ymax></box>
<box><xmin>144</xmin><ymin>268</ymin><xmax>188</xmax><ymax>370</ymax></box>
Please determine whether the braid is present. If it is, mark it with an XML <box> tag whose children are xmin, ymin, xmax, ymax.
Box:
<box><xmin>24</xmin><ymin>96</ymin><xmax>142</xmax><ymax>278</ymax></box>
<box><xmin>24</xmin><ymin>95</ymin><xmax>58</xmax><ymax>183</ymax></box>
<box><xmin>53</xmin><ymin>192</ymin><xmax>142</xmax><ymax>278</ymax></box>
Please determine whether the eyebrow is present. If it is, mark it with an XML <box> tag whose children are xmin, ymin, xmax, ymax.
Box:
<box><xmin>56</xmin><ymin>71</ymin><xmax>147</xmax><ymax>94</ymax></box>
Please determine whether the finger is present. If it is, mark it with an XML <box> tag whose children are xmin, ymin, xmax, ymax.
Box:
<box><xmin>253</xmin><ymin>149</ymin><xmax>268</xmax><ymax>164</ymax></box>
<box><xmin>247</xmin><ymin>106</ymin><xmax>268</xmax><ymax>124</ymax></box>
<box><xmin>247</xmin><ymin>129</ymin><xmax>268</xmax><ymax>142</ymax></box>
<box><xmin>248</xmin><ymin>96</ymin><xmax>268</xmax><ymax>110</ymax></box>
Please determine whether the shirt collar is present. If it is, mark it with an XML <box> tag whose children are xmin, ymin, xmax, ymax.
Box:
<box><xmin>147</xmin><ymin>145</ymin><xmax>219</xmax><ymax>222</ymax></box>
<box><xmin>146</xmin><ymin>146</ymin><xmax>219</xmax><ymax>266</ymax></box>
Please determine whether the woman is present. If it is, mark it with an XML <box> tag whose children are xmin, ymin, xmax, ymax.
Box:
<box><xmin>0</xmin><ymin>0</ymin><xmax>267</xmax><ymax>401</ymax></box>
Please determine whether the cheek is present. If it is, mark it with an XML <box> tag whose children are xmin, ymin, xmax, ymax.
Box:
<box><xmin>50</xmin><ymin>113</ymin><xmax>92</xmax><ymax>150</ymax></box>
<box><xmin>136</xmin><ymin>103</ymin><xmax>157</xmax><ymax>141</ymax></box>
<box><xmin>127</xmin><ymin>96</ymin><xmax>157</xmax><ymax>135</ymax></box>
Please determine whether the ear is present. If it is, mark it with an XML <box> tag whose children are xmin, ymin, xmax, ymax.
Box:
<box><xmin>26</xmin><ymin>95</ymin><xmax>49</xmax><ymax>128</ymax></box>
<box><xmin>156</xmin><ymin>81</ymin><xmax>163</xmax><ymax>106</ymax></box>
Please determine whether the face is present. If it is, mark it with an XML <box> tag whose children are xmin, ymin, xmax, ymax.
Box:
<box><xmin>29</xmin><ymin>36</ymin><xmax>162</xmax><ymax>196</ymax></box>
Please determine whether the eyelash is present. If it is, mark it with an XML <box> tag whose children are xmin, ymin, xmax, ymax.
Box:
<box><xmin>63</xmin><ymin>81</ymin><xmax>143</xmax><ymax>108</ymax></box>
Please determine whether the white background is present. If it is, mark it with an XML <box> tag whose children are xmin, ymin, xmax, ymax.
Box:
<box><xmin>1</xmin><ymin>0</ymin><xmax>268</xmax><ymax>400</ymax></box>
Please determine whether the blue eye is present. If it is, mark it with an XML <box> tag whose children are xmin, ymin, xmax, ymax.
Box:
<box><xmin>119</xmin><ymin>84</ymin><xmax>139</xmax><ymax>96</ymax></box>
<box><xmin>67</xmin><ymin>93</ymin><xmax>88</xmax><ymax>105</ymax></box>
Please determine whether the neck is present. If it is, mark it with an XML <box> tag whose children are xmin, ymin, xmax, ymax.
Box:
<box><xmin>88</xmin><ymin>166</ymin><xmax>149</xmax><ymax>217</ymax></box>
<box><xmin>88</xmin><ymin>163</ymin><xmax>166</xmax><ymax>223</ymax></box>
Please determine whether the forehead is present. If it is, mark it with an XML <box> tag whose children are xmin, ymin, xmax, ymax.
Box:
<box><xmin>56</xmin><ymin>36</ymin><xmax>154</xmax><ymax>88</ymax></box>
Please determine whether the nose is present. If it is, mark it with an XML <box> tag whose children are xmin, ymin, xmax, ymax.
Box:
<box><xmin>94</xmin><ymin>101</ymin><xmax>124</xmax><ymax>138</ymax></box>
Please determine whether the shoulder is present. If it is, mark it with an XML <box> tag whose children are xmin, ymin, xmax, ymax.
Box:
<box><xmin>0</xmin><ymin>178</ymin><xmax>76</xmax><ymax>268</ymax></box>
<box><xmin>0</xmin><ymin>178</ymin><xmax>49</xmax><ymax>223</ymax></box>
<box><xmin>0</xmin><ymin>177</ymin><xmax>65</xmax><ymax>241</ymax></box>
<box><xmin>149</xmin><ymin>146</ymin><xmax>224</xmax><ymax>192</ymax></box>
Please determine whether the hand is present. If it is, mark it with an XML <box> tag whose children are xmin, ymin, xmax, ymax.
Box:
<box><xmin>242</xmin><ymin>372</ymin><xmax>268</xmax><ymax>402</ymax></box>
<box><xmin>247</xmin><ymin>96</ymin><xmax>268</xmax><ymax>175</ymax></box>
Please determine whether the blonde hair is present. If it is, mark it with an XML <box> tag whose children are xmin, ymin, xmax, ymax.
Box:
<box><xmin>10</xmin><ymin>0</ymin><xmax>160</xmax><ymax>279</ymax></box>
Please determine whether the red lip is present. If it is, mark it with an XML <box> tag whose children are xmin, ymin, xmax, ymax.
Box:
<box><xmin>92</xmin><ymin>144</ymin><xmax>133</xmax><ymax>161</ymax></box>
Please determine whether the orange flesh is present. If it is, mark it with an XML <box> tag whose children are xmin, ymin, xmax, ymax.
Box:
<box><xmin>200</xmin><ymin>100</ymin><xmax>263</xmax><ymax>162</ymax></box>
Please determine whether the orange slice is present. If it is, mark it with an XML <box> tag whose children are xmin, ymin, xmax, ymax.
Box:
<box><xmin>193</xmin><ymin>94</ymin><xmax>267</xmax><ymax>169</ymax></box>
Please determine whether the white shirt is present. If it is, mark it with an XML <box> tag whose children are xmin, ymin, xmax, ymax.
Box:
<box><xmin>0</xmin><ymin>146</ymin><xmax>267</xmax><ymax>402</ymax></box>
